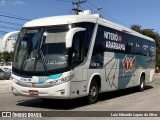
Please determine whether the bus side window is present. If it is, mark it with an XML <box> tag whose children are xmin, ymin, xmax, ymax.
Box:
<box><xmin>134</xmin><ymin>37</ymin><xmax>142</xmax><ymax>55</ymax></box>
<box><xmin>149</xmin><ymin>42</ymin><xmax>156</xmax><ymax>57</ymax></box>
<box><xmin>142</xmin><ymin>40</ymin><xmax>149</xmax><ymax>56</ymax></box>
<box><xmin>71</xmin><ymin>31</ymin><xmax>85</xmax><ymax>67</ymax></box>
<box><xmin>126</xmin><ymin>35</ymin><xmax>134</xmax><ymax>54</ymax></box>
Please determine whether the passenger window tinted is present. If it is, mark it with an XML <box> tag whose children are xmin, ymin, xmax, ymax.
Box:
<box><xmin>92</xmin><ymin>25</ymin><xmax>155</xmax><ymax>57</ymax></box>
<box><xmin>149</xmin><ymin>42</ymin><xmax>156</xmax><ymax>57</ymax></box>
<box><xmin>92</xmin><ymin>26</ymin><xmax>105</xmax><ymax>56</ymax></box>
<box><xmin>142</xmin><ymin>40</ymin><xmax>149</xmax><ymax>56</ymax></box>
<box><xmin>71</xmin><ymin>31</ymin><xmax>84</xmax><ymax>67</ymax></box>
<box><xmin>75</xmin><ymin>22</ymin><xmax>95</xmax><ymax>58</ymax></box>
<box><xmin>126</xmin><ymin>38</ymin><xmax>134</xmax><ymax>54</ymax></box>
<box><xmin>134</xmin><ymin>37</ymin><xmax>142</xmax><ymax>55</ymax></box>
<box><xmin>70</xmin><ymin>22</ymin><xmax>95</xmax><ymax>68</ymax></box>
<box><xmin>93</xmin><ymin>25</ymin><xmax>126</xmax><ymax>56</ymax></box>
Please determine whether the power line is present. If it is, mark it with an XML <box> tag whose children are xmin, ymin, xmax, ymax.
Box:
<box><xmin>0</xmin><ymin>31</ymin><xmax>9</xmax><ymax>33</ymax></box>
<box><xmin>87</xmin><ymin>0</ymin><xmax>97</xmax><ymax>9</ymax></box>
<box><xmin>0</xmin><ymin>11</ymin><xmax>31</xmax><ymax>20</ymax></box>
<box><xmin>72</xmin><ymin>0</ymin><xmax>86</xmax><ymax>14</ymax></box>
<box><xmin>86</xmin><ymin>0</ymin><xmax>130</xmax><ymax>27</ymax></box>
<box><xmin>99</xmin><ymin>10</ymin><xmax>130</xmax><ymax>27</ymax></box>
<box><xmin>0</xmin><ymin>25</ymin><xmax>20</xmax><ymax>30</ymax></box>
<box><xmin>0</xmin><ymin>20</ymin><xmax>23</xmax><ymax>27</ymax></box>
<box><xmin>0</xmin><ymin>14</ymin><xmax>31</xmax><ymax>21</ymax></box>
<box><xmin>85</xmin><ymin>0</ymin><xmax>103</xmax><ymax>12</ymax></box>
<box><xmin>83</xmin><ymin>3</ymin><xmax>96</xmax><ymax>13</ymax></box>
<box><xmin>55</xmin><ymin>0</ymin><xmax>73</xmax><ymax>2</ymax></box>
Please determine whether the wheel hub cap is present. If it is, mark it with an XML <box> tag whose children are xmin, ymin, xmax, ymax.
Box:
<box><xmin>90</xmin><ymin>86</ymin><xmax>97</xmax><ymax>97</ymax></box>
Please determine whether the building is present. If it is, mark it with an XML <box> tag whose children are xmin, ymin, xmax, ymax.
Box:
<box><xmin>0</xmin><ymin>37</ymin><xmax>16</xmax><ymax>53</ymax></box>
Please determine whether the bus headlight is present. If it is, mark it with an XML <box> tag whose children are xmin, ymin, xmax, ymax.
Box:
<box><xmin>49</xmin><ymin>74</ymin><xmax>74</xmax><ymax>86</ymax></box>
<box><xmin>12</xmin><ymin>78</ymin><xmax>18</xmax><ymax>83</ymax></box>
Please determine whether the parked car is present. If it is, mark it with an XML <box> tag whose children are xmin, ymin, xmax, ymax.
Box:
<box><xmin>1</xmin><ymin>67</ymin><xmax>11</xmax><ymax>73</ymax></box>
<box><xmin>0</xmin><ymin>68</ymin><xmax>11</xmax><ymax>80</ymax></box>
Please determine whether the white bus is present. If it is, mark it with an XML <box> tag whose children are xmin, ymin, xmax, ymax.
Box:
<box><xmin>11</xmin><ymin>11</ymin><xmax>156</xmax><ymax>104</ymax></box>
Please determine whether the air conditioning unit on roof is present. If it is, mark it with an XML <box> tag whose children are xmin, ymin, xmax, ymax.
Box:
<box><xmin>78</xmin><ymin>10</ymin><xmax>91</xmax><ymax>15</ymax></box>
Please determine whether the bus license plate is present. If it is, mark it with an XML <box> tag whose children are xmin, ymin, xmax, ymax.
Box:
<box><xmin>29</xmin><ymin>90</ymin><xmax>39</xmax><ymax>95</ymax></box>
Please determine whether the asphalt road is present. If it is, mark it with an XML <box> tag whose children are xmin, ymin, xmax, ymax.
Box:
<box><xmin>1</xmin><ymin>74</ymin><xmax>160</xmax><ymax>120</ymax></box>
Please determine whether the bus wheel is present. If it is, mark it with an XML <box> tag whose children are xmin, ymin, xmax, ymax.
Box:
<box><xmin>88</xmin><ymin>80</ymin><xmax>99</xmax><ymax>104</ymax></box>
<box><xmin>139</xmin><ymin>75</ymin><xmax>145</xmax><ymax>91</ymax></box>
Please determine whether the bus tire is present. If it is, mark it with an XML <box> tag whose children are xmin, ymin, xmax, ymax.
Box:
<box><xmin>88</xmin><ymin>80</ymin><xmax>99</xmax><ymax>104</ymax></box>
<box><xmin>139</xmin><ymin>75</ymin><xmax>145</xmax><ymax>92</ymax></box>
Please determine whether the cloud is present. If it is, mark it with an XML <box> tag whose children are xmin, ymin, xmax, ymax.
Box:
<box><xmin>0</xmin><ymin>0</ymin><xmax>6</xmax><ymax>6</ymax></box>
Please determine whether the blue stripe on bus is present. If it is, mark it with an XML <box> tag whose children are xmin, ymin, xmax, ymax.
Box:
<box><xmin>12</xmin><ymin>72</ymin><xmax>32</xmax><ymax>78</ymax></box>
<box><xmin>38</xmin><ymin>74</ymin><xmax>62</xmax><ymax>84</ymax></box>
<box><xmin>12</xmin><ymin>72</ymin><xmax>62</xmax><ymax>81</ymax></box>
<box><xmin>48</xmin><ymin>74</ymin><xmax>62</xmax><ymax>80</ymax></box>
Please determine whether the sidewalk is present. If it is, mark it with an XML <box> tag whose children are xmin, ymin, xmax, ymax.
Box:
<box><xmin>0</xmin><ymin>80</ymin><xmax>11</xmax><ymax>92</ymax></box>
<box><xmin>0</xmin><ymin>80</ymin><xmax>11</xmax><ymax>85</ymax></box>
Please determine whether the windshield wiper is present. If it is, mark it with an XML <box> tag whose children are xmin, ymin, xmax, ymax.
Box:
<box><xmin>20</xmin><ymin>38</ymin><xmax>41</xmax><ymax>72</ymax></box>
<box><xmin>19</xmin><ymin>41</ymin><xmax>33</xmax><ymax>71</ymax></box>
<box><xmin>39</xmin><ymin>50</ymin><xmax>48</xmax><ymax>75</ymax></box>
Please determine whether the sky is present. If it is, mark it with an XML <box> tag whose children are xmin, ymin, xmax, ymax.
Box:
<box><xmin>0</xmin><ymin>0</ymin><xmax>160</xmax><ymax>37</ymax></box>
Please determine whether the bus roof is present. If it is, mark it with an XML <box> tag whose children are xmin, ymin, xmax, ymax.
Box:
<box><xmin>24</xmin><ymin>14</ymin><xmax>155</xmax><ymax>42</ymax></box>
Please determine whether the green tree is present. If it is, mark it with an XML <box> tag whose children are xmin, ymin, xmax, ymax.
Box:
<box><xmin>131</xmin><ymin>24</ymin><xmax>142</xmax><ymax>33</ymax></box>
<box><xmin>1</xmin><ymin>51</ymin><xmax>13</xmax><ymax>63</ymax></box>
<box><xmin>131</xmin><ymin>24</ymin><xmax>160</xmax><ymax>67</ymax></box>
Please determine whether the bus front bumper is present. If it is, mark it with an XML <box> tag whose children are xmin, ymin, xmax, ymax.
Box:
<box><xmin>11</xmin><ymin>81</ymin><xmax>71</xmax><ymax>99</ymax></box>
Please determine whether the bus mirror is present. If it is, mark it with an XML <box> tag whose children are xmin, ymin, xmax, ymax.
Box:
<box><xmin>66</xmin><ymin>27</ymin><xmax>86</xmax><ymax>48</ymax></box>
<box><xmin>43</xmin><ymin>32</ymin><xmax>48</xmax><ymax>36</ymax></box>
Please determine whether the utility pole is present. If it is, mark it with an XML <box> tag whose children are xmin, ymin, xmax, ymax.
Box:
<box><xmin>72</xmin><ymin>0</ymin><xmax>86</xmax><ymax>14</ymax></box>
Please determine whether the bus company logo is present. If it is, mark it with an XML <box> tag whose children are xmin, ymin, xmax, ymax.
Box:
<box><xmin>104</xmin><ymin>31</ymin><xmax>125</xmax><ymax>51</ymax></box>
<box><xmin>2</xmin><ymin>112</ymin><xmax>11</xmax><ymax>117</ymax></box>
<box><xmin>122</xmin><ymin>55</ymin><xmax>136</xmax><ymax>76</ymax></box>
<box><xmin>118</xmin><ymin>35</ymin><xmax>122</xmax><ymax>43</ymax></box>
<box><xmin>104</xmin><ymin>31</ymin><xmax>122</xmax><ymax>43</ymax></box>
<box><xmin>40</xmin><ymin>77</ymin><xmax>48</xmax><ymax>81</ymax></box>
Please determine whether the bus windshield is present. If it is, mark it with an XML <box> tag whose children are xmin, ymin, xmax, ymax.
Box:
<box><xmin>13</xmin><ymin>26</ymin><xmax>69</xmax><ymax>75</ymax></box>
